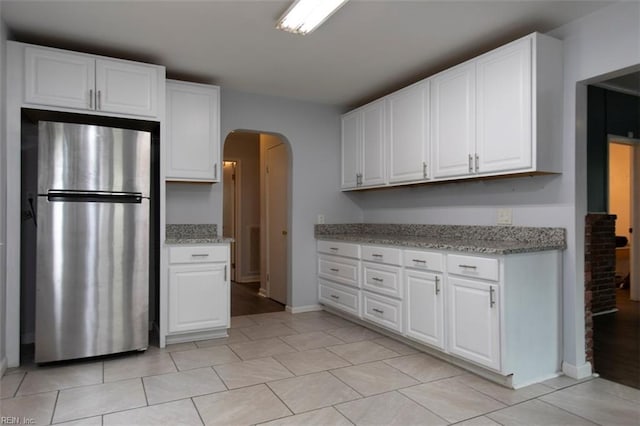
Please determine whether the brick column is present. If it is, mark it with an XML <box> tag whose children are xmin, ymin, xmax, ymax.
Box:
<box><xmin>584</xmin><ymin>213</ymin><xmax>617</xmax><ymax>364</ymax></box>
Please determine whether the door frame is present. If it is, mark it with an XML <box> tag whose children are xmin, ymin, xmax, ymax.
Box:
<box><xmin>222</xmin><ymin>160</ymin><xmax>241</xmax><ymax>282</ymax></box>
<box><xmin>607</xmin><ymin>135</ymin><xmax>640</xmax><ymax>300</ymax></box>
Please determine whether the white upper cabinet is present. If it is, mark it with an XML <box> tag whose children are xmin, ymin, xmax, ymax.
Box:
<box><xmin>166</xmin><ymin>80</ymin><xmax>220</xmax><ymax>182</ymax></box>
<box><xmin>431</xmin><ymin>62</ymin><xmax>476</xmax><ymax>179</ymax></box>
<box><xmin>25</xmin><ymin>47</ymin><xmax>95</xmax><ymax>110</ymax></box>
<box><xmin>341</xmin><ymin>99</ymin><xmax>386</xmax><ymax>189</ymax></box>
<box><xmin>24</xmin><ymin>45</ymin><xmax>162</xmax><ymax>118</ymax></box>
<box><xmin>341</xmin><ymin>32</ymin><xmax>561</xmax><ymax>190</ymax></box>
<box><xmin>95</xmin><ymin>59</ymin><xmax>158</xmax><ymax>117</ymax></box>
<box><xmin>387</xmin><ymin>81</ymin><xmax>430</xmax><ymax>183</ymax></box>
<box><xmin>476</xmin><ymin>37</ymin><xmax>532</xmax><ymax>174</ymax></box>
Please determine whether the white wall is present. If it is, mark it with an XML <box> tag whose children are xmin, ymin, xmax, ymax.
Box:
<box><xmin>168</xmin><ymin>89</ymin><xmax>363</xmax><ymax>308</ymax></box>
<box><xmin>0</xmin><ymin>5</ymin><xmax>7</xmax><ymax>374</ymax></box>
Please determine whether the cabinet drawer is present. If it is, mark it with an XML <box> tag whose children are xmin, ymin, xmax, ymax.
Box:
<box><xmin>362</xmin><ymin>291</ymin><xmax>403</xmax><ymax>332</ymax></box>
<box><xmin>362</xmin><ymin>262</ymin><xmax>402</xmax><ymax>298</ymax></box>
<box><xmin>319</xmin><ymin>279</ymin><xmax>360</xmax><ymax>317</ymax></box>
<box><xmin>361</xmin><ymin>245</ymin><xmax>402</xmax><ymax>265</ymax></box>
<box><xmin>318</xmin><ymin>255</ymin><xmax>360</xmax><ymax>288</ymax></box>
<box><xmin>404</xmin><ymin>250</ymin><xmax>444</xmax><ymax>271</ymax></box>
<box><xmin>447</xmin><ymin>254</ymin><xmax>499</xmax><ymax>281</ymax></box>
<box><xmin>317</xmin><ymin>240</ymin><xmax>360</xmax><ymax>259</ymax></box>
<box><xmin>169</xmin><ymin>245</ymin><xmax>228</xmax><ymax>264</ymax></box>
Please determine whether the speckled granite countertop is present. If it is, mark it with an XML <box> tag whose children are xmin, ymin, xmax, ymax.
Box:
<box><xmin>165</xmin><ymin>224</ymin><xmax>233</xmax><ymax>244</ymax></box>
<box><xmin>315</xmin><ymin>224</ymin><xmax>565</xmax><ymax>255</ymax></box>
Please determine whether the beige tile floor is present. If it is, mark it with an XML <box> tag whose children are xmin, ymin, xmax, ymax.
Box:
<box><xmin>1</xmin><ymin>310</ymin><xmax>639</xmax><ymax>425</ymax></box>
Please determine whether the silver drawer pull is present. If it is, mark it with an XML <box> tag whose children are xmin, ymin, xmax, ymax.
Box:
<box><xmin>191</xmin><ymin>253</ymin><xmax>210</xmax><ymax>257</ymax></box>
<box><xmin>330</xmin><ymin>247</ymin><xmax>339</xmax><ymax>251</ymax></box>
<box><xmin>435</xmin><ymin>276</ymin><xmax>440</xmax><ymax>295</ymax></box>
<box><xmin>371</xmin><ymin>254</ymin><xmax>383</xmax><ymax>258</ymax></box>
<box><xmin>459</xmin><ymin>264</ymin><xmax>477</xmax><ymax>269</ymax></box>
<box><xmin>490</xmin><ymin>287</ymin><xmax>496</xmax><ymax>308</ymax></box>
<box><xmin>371</xmin><ymin>277</ymin><xmax>384</xmax><ymax>283</ymax></box>
<box><xmin>330</xmin><ymin>294</ymin><xmax>340</xmax><ymax>300</ymax></box>
<box><xmin>329</xmin><ymin>268</ymin><xmax>340</xmax><ymax>272</ymax></box>
<box><xmin>412</xmin><ymin>259</ymin><xmax>426</xmax><ymax>264</ymax></box>
<box><xmin>372</xmin><ymin>308</ymin><xmax>384</xmax><ymax>314</ymax></box>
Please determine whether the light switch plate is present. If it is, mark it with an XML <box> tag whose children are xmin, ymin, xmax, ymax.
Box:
<box><xmin>497</xmin><ymin>208</ymin><xmax>513</xmax><ymax>225</ymax></box>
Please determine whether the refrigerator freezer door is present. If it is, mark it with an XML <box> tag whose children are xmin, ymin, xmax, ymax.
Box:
<box><xmin>35</xmin><ymin>196</ymin><xmax>149</xmax><ymax>363</ymax></box>
<box><xmin>37</xmin><ymin>121</ymin><xmax>151</xmax><ymax>196</ymax></box>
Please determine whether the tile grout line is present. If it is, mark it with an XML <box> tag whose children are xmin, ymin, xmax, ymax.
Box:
<box><xmin>534</xmin><ymin>392</ymin><xmax>607</xmax><ymax>425</ymax></box>
<box><xmin>49</xmin><ymin>390</ymin><xmax>60</xmax><ymax>425</ymax></box>
<box><xmin>189</xmin><ymin>397</ymin><xmax>206</xmax><ymax>426</ymax></box>
<box><xmin>12</xmin><ymin>371</ymin><xmax>27</xmax><ymax>398</ymax></box>
<box><xmin>140</xmin><ymin>376</ymin><xmax>149</xmax><ymax>406</ymax></box>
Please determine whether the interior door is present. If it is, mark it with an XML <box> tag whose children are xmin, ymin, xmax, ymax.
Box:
<box><xmin>266</xmin><ymin>144</ymin><xmax>289</xmax><ymax>305</ymax></box>
<box><xmin>632</xmin><ymin>143</ymin><xmax>639</xmax><ymax>301</ymax></box>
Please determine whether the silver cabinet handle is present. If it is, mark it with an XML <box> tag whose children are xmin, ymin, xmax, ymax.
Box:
<box><xmin>214</xmin><ymin>163</ymin><xmax>218</xmax><ymax>180</ymax></box>
<box><xmin>459</xmin><ymin>264</ymin><xmax>477</xmax><ymax>269</ymax></box>
<box><xmin>371</xmin><ymin>277</ymin><xmax>384</xmax><ymax>283</ymax></box>
<box><xmin>330</xmin><ymin>294</ymin><xmax>340</xmax><ymax>300</ymax></box>
<box><xmin>423</xmin><ymin>161</ymin><xmax>427</xmax><ymax>178</ymax></box>
<box><xmin>89</xmin><ymin>89</ymin><xmax>93</xmax><ymax>109</ymax></box>
<box><xmin>330</xmin><ymin>247</ymin><xmax>339</xmax><ymax>251</ymax></box>
<box><xmin>412</xmin><ymin>259</ymin><xmax>426</xmax><ymax>264</ymax></box>
<box><xmin>97</xmin><ymin>90</ymin><xmax>101</xmax><ymax>110</ymax></box>
<box><xmin>475</xmin><ymin>154</ymin><xmax>479</xmax><ymax>172</ymax></box>
<box><xmin>371</xmin><ymin>254</ymin><xmax>383</xmax><ymax>258</ymax></box>
<box><xmin>191</xmin><ymin>253</ymin><xmax>210</xmax><ymax>257</ymax></box>
<box><xmin>435</xmin><ymin>276</ymin><xmax>440</xmax><ymax>295</ymax></box>
<box><xmin>468</xmin><ymin>154</ymin><xmax>473</xmax><ymax>173</ymax></box>
<box><xmin>372</xmin><ymin>308</ymin><xmax>384</xmax><ymax>314</ymax></box>
<box><xmin>224</xmin><ymin>265</ymin><xmax>227</xmax><ymax>281</ymax></box>
<box><xmin>490</xmin><ymin>286</ymin><xmax>496</xmax><ymax>308</ymax></box>
<box><xmin>329</xmin><ymin>268</ymin><xmax>339</xmax><ymax>272</ymax></box>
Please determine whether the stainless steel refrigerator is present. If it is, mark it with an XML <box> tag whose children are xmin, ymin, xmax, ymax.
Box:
<box><xmin>36</xmin><ymin>121</ymin><xmax>151</xmax><ymax>363</ymax></box>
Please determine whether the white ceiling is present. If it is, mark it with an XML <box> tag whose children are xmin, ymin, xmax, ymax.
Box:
<box><xmin>2</xmin><ymin>0</ymin><xmax>615</xmax><ymax>108</ymax></box>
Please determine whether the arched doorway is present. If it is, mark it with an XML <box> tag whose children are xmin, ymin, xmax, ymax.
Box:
<box><xmin>223</xmin><ymin>131</ymin><xmax>291</xmax><ymax>316</ymax></box>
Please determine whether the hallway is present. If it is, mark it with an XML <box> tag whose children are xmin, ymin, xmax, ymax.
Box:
<box><xmin>231</xmin><ymin>282</ymin><xmax>284</xmax><ymax>317</ymax></box>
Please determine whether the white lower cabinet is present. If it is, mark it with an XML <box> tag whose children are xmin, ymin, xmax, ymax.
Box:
<box><xmin>168</xmin><ymin>263</ymin><xmax>228</xmax><ymax>333</ymax></box>
<box><xmin>166</xmin><ymin>245</ymin><xmax>230</xmax><ymax>340</ymax></box>
<box><xmin>405</xmin><ymin>269</ymin><xmax>445</xmax><ymax>350</ymax></box>
<box><xmin>447</xmin><ymin>277</ymin><xmax>500</xmax><ymax>370</ymax></box>
<box><xmin>362</xmin><ymin>291</ymin><xmax>403</xmax><ymax>333</ymax></box>
<box><xmin>317</xmin><ymin>239</ymin><xmax>561</xmax><ymax>387</ymax></box>
<box><xmin>318</xmin><ymin>278</ymin><xmax>360</xmax><ymax>317</ymax></box>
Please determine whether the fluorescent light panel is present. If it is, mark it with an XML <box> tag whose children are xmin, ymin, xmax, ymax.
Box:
<box><xmin>277</xmin><ymin>0</ymin><xmax>349</xmax><ymax>35</ymax></box>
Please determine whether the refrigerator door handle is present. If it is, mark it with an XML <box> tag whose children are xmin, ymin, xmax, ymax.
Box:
<box><xmin>47</xmin><ymin>190</ymin><xmax>144</xmax><ymax>203</ymax></box>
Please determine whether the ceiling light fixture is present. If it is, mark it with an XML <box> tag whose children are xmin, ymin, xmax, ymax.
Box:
<box><xmin>277</xmin><ymin>0</ymin><xmax>349</xmax><ymax>35</ymax></box>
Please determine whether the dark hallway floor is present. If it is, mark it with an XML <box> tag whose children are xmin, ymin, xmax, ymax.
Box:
<box><xmin>593</xmin><ymin>287</ymin><xmax>640</xmax><ymax>389</ymax></box>
<box><xmin>230</xmin><ymin>281</ymin><xmax>285</xmax><ymax>317</ymax></box>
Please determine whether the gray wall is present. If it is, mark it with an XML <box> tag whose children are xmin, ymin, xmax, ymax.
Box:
<box><xmin>0</xmin><ymin>5</ymin><xmax>7</xmax><ymax>371</ymax></box>
<box><xmin>167</xmin><ymin>88</ymin><xmax>363</xmax><ymax>308</ymax></box>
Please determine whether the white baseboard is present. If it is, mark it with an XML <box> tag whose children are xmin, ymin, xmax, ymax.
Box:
<box><xmin>1</xmin><ymin>356</ymin><xmax>7</xmax><ymax>376</ymax></box>
<box><xmin>286</xmin><ymin>304</ymin><xmax>323</xmax><ymax>314</ymax></box>
<box><xmin>562</xmin><ymin>361</ymin><xmax>593</xmax><ymax>379</ymax></box>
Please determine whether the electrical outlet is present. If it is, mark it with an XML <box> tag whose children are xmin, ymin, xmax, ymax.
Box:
<box><xmin>497</xmin><ymin>208</ymin><xmax>513</xmax><ymax>225</ymax></box>
<box><xmin>317</xmin><ymin>214</ymin><xmax>325</xmax><ymax>224</ymax></box>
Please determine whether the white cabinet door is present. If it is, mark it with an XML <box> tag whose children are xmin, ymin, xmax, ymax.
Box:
<box><xmin>168</xmin><ymin>263</ymin><xmax>228</xmax><ymax>333</ymax></box>
<box><xmin>95</xmin><ymin>59</ymin><xmax>159</xmax><ymax>117</ymax></box>
<box><xmin>405</xmin><ymin>270</ymin><xmax>444</xmax><ymax>349</ymax></box>
<box><xmin>387</xmin><ymin>82</ymin><xmax>429</xmax><ymax>183</ymax></box>
<box><xmin>361</xmin><ymin>100</ymin><xmax>387</xmax><ymax>187</ymax></box>
<box><xmin>431</xmin><ymin>62</ymin><xmax>476</xmax><ymax>179</ymax></box>
<box><xmin>341</xmin><ymin>111</ymin><xmax>361</xmax><ymax>189</ymax></box>
<box><xmin>24</xmin><ymin>46</ymin><xmax>95</xmax><ymax>110</ymax></box>
<box><xmin>448</xmin><ymin>277</ymin><xmax>500</xmax><ymax>370</ymax></box>
<box><xmin>166</xmin><ymin>81</ymin><xmax>220</xmax><ymax>181</ymax></box>
<box><xmin>476</xmin><ymin>37</ymin><xmax>532</xmax><ymax>174</ymax></box>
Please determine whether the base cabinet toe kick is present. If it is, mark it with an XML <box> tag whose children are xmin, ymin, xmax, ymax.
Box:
<box><xmin>317</xmin><ymin>239</ymin><xmax>562</xmax><ymax>388</ymax></box>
